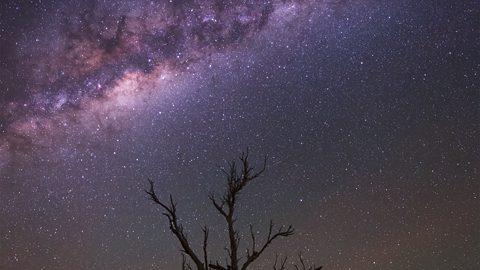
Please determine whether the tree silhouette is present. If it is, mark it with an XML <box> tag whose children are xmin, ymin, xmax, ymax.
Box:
<box><xmin>145</xmin><ymin>150</ymin><xmax>322</xmax><ymax>270</ymax></box>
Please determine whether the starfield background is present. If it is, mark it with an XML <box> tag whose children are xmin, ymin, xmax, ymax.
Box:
<box><xmin>0</xmin><ymin>0</ymin><xmax>478</xmax><ymax>269</ymax></box>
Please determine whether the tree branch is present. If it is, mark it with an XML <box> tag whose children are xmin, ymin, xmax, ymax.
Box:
<box><xmin>145</xmin><ymin>179</ymin><xmax>205</xmax><ymax>270</ymax></box>
<box><xmin>293</xmin><ymin>252</ymin><xmax>322</xmax><ymax>270</ymax></box>
<box><xmin>209</xmin><ymin>151</ymin><xmax>268</xmax><ymax>270</ymax></box>
<box><xmin>273</xmin><ymin>253</ymin><xmax>288</xmax><ymax>270</ymax></box>
<box><xmin>241</xmin><ymin>220</ymin><xmax>294</xmax><ymax>270</ymax></box>
<box><xmin>208</xmin><ymin>262</ymin><xmax>227</xmax><ymax>270</ymax></box>
<box><xmin>203</xmin><ymin>226</ymin><xmax>209</xmax><ymax>270</ymax></box>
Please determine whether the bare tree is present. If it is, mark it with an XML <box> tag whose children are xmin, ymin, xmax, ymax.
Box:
<box><xmin>145</xmin><ymin>149</ymin><xmax>322</xmax><ymax>270</ymax></box>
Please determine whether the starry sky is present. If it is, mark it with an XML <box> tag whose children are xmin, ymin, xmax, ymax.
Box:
<box><xmin>0</xmin><ymin>0</ymin><xmax>479</xmax><ymax>269</ymax></box>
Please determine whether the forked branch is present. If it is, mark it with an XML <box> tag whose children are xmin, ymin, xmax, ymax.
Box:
<box><xmin>241</xmin><ymin>220</ymin><xmax>294</xmax><ymax>270</ymax></box>
<box><xmin>273</xmin><ymin>254</ymin><xmax>288</xmax><ymax>270</ymax></box>
<box><xmin>145</xmin><ymin>179</ymin><xmax>205</xmax><ymax>270</ymax></box>
<box><xmin>209</xmin><ymin>150</ymin><xmax>269</xmax><ymax>270</ymax></box>
<box><xmin>293</xmin><ymin>252</ymin><xmax>322</xmax><ymax>270</ymax></box>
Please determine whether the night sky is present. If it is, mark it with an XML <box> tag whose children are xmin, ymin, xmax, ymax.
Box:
<box><xmin>0</xmin><ymin>0</ymin><xmax>479</xmax><ymax>269</ymax></box>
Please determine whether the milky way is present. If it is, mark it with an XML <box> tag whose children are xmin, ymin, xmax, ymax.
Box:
<box><xmin>0</xmin><ymin>0</ymin><xmax>479</xmax><ymax>269</ymax></box>
<box><xmin>0</xmin><ymin>0</ymin><xmax>319</xmax><ymax>168</ymax></box>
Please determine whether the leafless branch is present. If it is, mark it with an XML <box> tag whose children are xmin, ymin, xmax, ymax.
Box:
<box><xmin>293</xmin><ymin>252</ymin><xmax>322</xmax><ymax>270</ymax></box>
<box><xmin>208</xmin><ymin>150</ymin><xmax>269</xmax><ymax>270</ymax></box>
<box><xmin>203</xmin><ymin>226</ymin><xmax>209</xmax><ymax>270</ymax></box>
<box><xmin>241</xmin><ymin>220</ymin><xmax>294</xmax><ymax>270</ymax></box>
<box><xmin>145</xmin><ymin>179</ymin><xmax>205</xmax><ymax>270</ymax></box>
<box><xmin>208</xmin><ymin>262</ymin><xmax>227</xmax><ymax>270</ymax></box>
<box><xmin>273</xmin><ymin>254</ymin><xmax>288</xmax><ymax>270</ymax></box>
